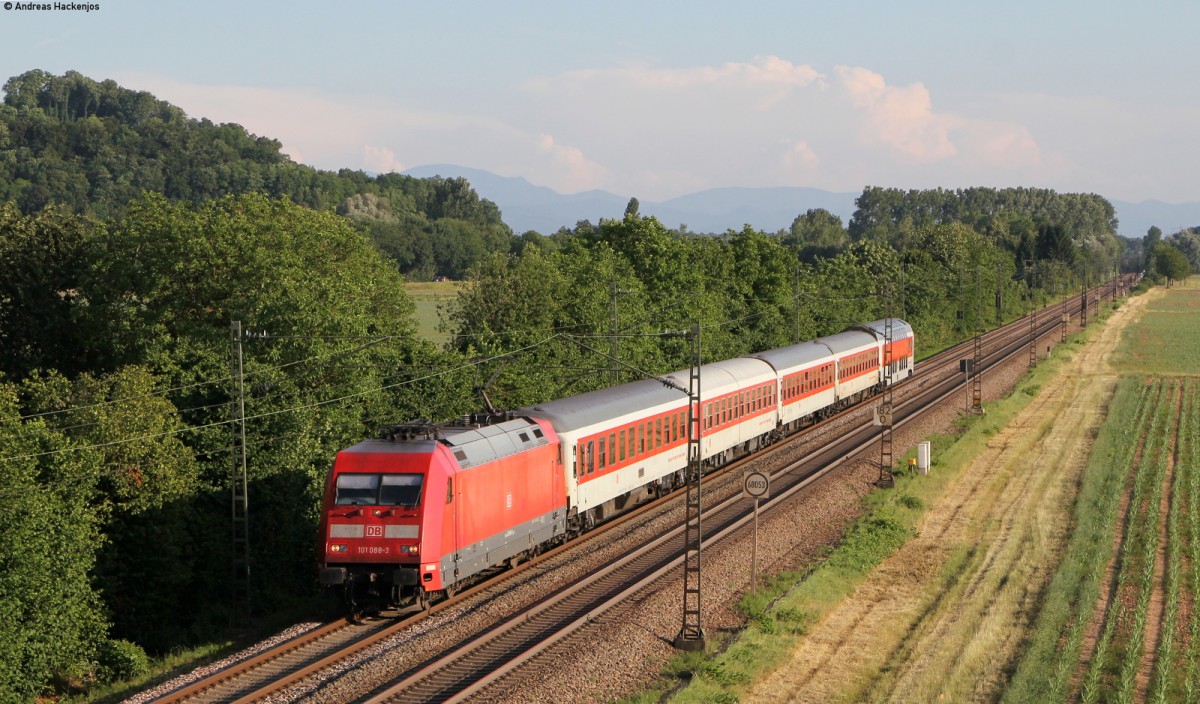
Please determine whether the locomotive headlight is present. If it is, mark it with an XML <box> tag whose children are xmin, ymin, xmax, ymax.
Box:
<box><xmin>328</xmin><ymin>544</ymin><xmax>348</xmax><ymax>554</ymax></box>
<box><xmin>400</xmin><ymin>544</ymin><xmax>420</xmax><ymax>555</ymax></box>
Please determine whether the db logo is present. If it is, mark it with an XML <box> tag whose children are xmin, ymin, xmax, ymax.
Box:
<box><xmin>366</xmin><ymin>525</ymin><xmax>383</xmax><ymax>538</ymax></box>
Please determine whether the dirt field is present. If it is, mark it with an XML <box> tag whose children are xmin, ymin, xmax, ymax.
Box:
<box><xmin>745</xmin><ymin>291</ymin><xmax>1155</xmax><ymax>703</ymax></box>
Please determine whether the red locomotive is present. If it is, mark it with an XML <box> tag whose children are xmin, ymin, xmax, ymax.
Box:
<box><xmin>318</xmin><ymin>416</ymin><xmax>566</xmax><ymax>611</ymax></box>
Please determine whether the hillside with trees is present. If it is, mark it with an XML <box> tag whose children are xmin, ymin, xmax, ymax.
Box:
<box><xmin>0</xmin><ymin>69</ymin><xmax>512</xmax><ymax>280</ymax></box>
<box><xmin>0</xmin><ymin>69</ymin><xmax>1157</xmax><ymax>700</ymax></box>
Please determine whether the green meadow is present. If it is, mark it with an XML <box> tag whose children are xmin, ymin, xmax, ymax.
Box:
<box><xmin>406</xmin><ymin>281</ymin><xmax>462</xmax><ymax>346</ymax></box>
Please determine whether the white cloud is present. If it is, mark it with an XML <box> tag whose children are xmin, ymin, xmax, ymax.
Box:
<box><xmin>784</xmin><ymin>140</ymin><xmax>820</xmax><ymax>176</ymax></box>
<box><xmin>834</xmin><ymin>66</ymin><xmax>957</xmax><ymax>161</ymax></box>
<box><xmin>362</xmin><ymin>145</ymin><xmax>406</xmax><ymax>174</ymax></box>
<box><xmin>536</xmin><ymin>134</ymin><xmax>609</xmax><ymax>192</ymax></box>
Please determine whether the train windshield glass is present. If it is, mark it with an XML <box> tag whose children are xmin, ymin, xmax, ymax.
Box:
<box><xmin>379</xmin><ymin>474</ymin><xmax>423</xmax><ymax>507</ymax></box>
<box><xmin>334</xmin><ymin>473</ymin><xmax>423</xmax><ymax>507</ymax></box>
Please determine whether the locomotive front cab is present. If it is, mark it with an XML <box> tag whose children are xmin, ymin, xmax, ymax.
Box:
<box><xmin>318</xmin><ymin>440</ymin><xmax>450</xmax><ymax>611</ymax></box>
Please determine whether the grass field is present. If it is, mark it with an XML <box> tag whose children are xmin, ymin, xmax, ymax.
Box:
<box><xmin>405</xmin><ymin>281</ymin><xmax>463</xmax><ymax>347</ymax></box>
<box><xmin>1007</xmin><ymin>279</ymin><xmax>1200</xmax><ymax>703</ymax></box>
<box><xmin>1111</xmin><ymin>278</ymin><xmax>1200</xmax><ymax>375</ymax></box>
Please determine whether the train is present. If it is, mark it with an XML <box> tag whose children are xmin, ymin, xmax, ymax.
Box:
<box><xmin>318</xmin><ymin>319</ymin><xmax>915</xmax><ymax>611</ymax></box>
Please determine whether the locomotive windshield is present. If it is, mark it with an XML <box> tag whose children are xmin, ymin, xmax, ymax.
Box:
<box><xmin>335</xmin><ymin>473</ymin><xmax>423</xmax><ymax>507</ymax></box>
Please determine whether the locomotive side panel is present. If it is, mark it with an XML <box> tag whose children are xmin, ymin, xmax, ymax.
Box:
<box><xmin>448</xmin><ymin>441</ymin><xmax>566</xmax><ymax>582</ymax></box>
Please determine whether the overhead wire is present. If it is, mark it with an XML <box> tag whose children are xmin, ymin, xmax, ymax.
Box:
<box><xmin>0</xmin><ymin>334</ymin><xmax>564</xmax><ymax>464</ymax></box>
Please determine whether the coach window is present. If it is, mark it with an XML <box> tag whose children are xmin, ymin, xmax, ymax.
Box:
<box><xmin>638</xmin><ymin>425</ymin><xmax>645</xmax><ymax>454</ymax></box>
<box><xmin>628</xmin><ymin>428</ymin><xmax>635</xmax><ymax>458</ymax></box>
<box><xmin>575</xmin><ymin>445</ymin><xmax>583</xmax><ymax>478</ymax></box>
<box><xmin>587</xmin><ymin>441</ymin><xmax>595</xmax><ymax>473</ymax></box>
<box><xmin>654</xmin><ymin>418</ymin><xmax>662</xmax><ymax>447</ymax></box>
<box><xmin>619</xmin><ymin>430</ymin><xmax>626</xmax><ymax>462</ymax></box>
<box><xmin>598</xmin><ymin>437</ymin><xmax>606</xmax><ymax>469</ymax></box>
<box><xmin>609</xmin><ymin>434</ymin><xmax>616</xmax><ymax>466</ymax></box>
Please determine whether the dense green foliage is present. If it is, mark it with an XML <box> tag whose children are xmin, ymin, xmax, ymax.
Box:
<box><xmin>850</xmin><ymin>186</ymin><xmax>1122</xmax><ymax>278</ymax></box>
<box><xmin>1163</xmin><ymin>228</ymin><xmax>1200</xmax><ymax>276</ymax></box>
<box><xmin>1155</xmin><ymin>242</ymin><xmax>1193</xmax><ymax>282</ymax></box>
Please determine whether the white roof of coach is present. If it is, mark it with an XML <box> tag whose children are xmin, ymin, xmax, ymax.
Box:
<box><xmin>746</xmin><ymin>339</ymin><xmax>832</xmax><ymax>371</ymax></box>
<box><xmin>814</xmin><ymin>328</ymin><xmax>880</xmax><ymax>355</ymax></box>
<box><xmin>521</xmin><ymin>357</ymin><xmax>775</xmax><ymax>433</ymax></box>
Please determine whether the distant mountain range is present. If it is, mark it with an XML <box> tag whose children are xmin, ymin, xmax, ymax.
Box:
<box><xmin>402</xmin><ymin>165</ymin><xmax>1198</xmax><ymax>239</ymax></box>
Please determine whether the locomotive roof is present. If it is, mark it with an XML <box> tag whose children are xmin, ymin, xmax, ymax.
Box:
<box><xmin>437</xmin><ymin>417</ymin><xmax>551</xmax><ymax>469</ymax></box>
<box><xmin>521</xmin><ymin>357</ymin><xmax>775</xmax><ymax>433</ymax></box>
<box><xmin>341</xmin><ymin>417</ymin><xmax>550</xmax><ymax>471</ymax></box>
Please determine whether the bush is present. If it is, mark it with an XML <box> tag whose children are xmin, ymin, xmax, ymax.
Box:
<box><xmin>94</xmin><ymin>639</ymin><xmax>149</xmax><ymax>684</ymax></box>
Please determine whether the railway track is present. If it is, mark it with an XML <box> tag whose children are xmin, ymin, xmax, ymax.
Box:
<box><xmin>148</xmin><ymin>277</ymin><xmax>1129</xmax><ymax>703</ymax></box>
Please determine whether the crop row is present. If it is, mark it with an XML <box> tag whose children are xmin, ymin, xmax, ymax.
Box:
<box><xmin>1082</xmin><ymin>379</ymin><xmax>1176</xmax><ymax>704</ymax></box>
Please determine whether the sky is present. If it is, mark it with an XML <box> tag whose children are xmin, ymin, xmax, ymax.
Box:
<box><xmin>2</xmin><ymin>0</ymin><xmax>1198</xmax><ymax>204</ymax></box>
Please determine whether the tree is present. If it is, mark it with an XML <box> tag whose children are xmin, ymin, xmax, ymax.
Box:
<box><xmin>1035</xmin><ymin>223</ymin><xmax>1076</xmax><ymax>264</ymax></box>
<box><xmin>783</xmin><ymin>208</ymin><xmax>848</xmax><ymax>262</ymax></box>
<box><xmin>17</xmin><ymin>368</ymin><xmax>201</xmax><ymax>651</ymax></box>
<box><xmin>1154</xmin><ymin>242</ymin><xmax>1191</xmax><ymax>283</ymax></box>
<box><xmin>1145</xmin><ymin>226</ymin><xmax>1162</xmax><ymax>275</ymax></box>
<box><xmin>0</xmin><ymin>384</ymin><xmax>108</xmax><ymax>700</ymax></box>
<box><xmin>64</xmin><ymin>193</ymin><xmax>440</xmax><ymax>641</ymax></box>
<box><xmin>624</xmin><ymin>197</ymin><xmax>640</xmax><ymax>219</ymax></box>
<box><xmin>1166</xmin><ymin>229</ymin><xmax>1200</xmax><ymax>272</ymax></box>
<box><xmin>0</xmin><ymin>203</ymin><xmax>96</xmax><ymax>378</ymax></box>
